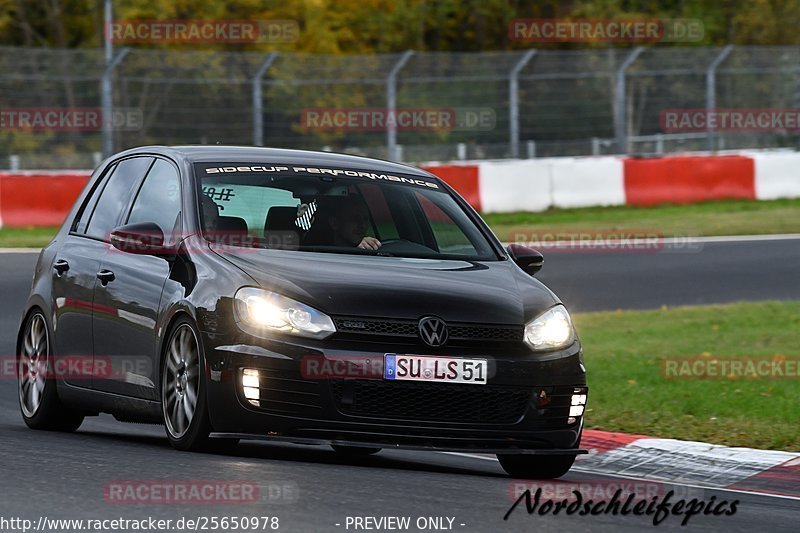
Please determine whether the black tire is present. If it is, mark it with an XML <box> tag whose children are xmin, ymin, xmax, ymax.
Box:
<box><xmin>17</xmin><ymin>310</ymin><xmax>84</xmax><ymax>432</ymax></box>
<box><xmin>331</xmin><ymin>445</ymin><xmax>381</xmax><ymax>456</ymax></box>
<box><xmin>497</xmin><ymin>454</ymin><xmax>576</xmax><ymax>479</ymax></box>
<box><xmin>161</xmin><ymin>317</ymin><xmax>213</xmax><ymax>451</ymax></box>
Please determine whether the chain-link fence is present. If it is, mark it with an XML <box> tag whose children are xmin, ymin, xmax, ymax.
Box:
<box><xmin>1</xmin><ymin>45</ymin><xmax>800</xmax><ymax>169</ymax></box>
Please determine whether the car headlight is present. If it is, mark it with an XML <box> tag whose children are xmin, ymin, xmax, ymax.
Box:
<box><xmin>233</xmin><ymin>287</ymin><xmax>336</xmax><ymax>339</ymax></box>
<box><xmin>524</xmin><ymin>305</ymin><xmax>576</xmax><ymax>351</ymax></box>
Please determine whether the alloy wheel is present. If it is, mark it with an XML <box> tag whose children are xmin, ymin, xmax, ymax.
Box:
<box><xmin>18</xmin><ymin>313</ymin><xmax>49</xmax><ymax>418</ymax></box>
<box><xmin>163</xmin><ymin>324</ymin><xmax>201</xmax><ymax>439</ymax></box>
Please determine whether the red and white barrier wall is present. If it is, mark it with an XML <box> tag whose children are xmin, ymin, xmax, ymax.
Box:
<box><xmin>423</xmin><ymin>151</ymin><xmax>800</xmax><ymax>213</ymax></box>
<box><xmin>0</xmin><ymin>152</ymin><xmax>798</xmax><ymax>228</ymax></box>
<box><xmin>0</xmin><ymin>171</ymin><xmax>91</xmax><ymax>228</ymax></box>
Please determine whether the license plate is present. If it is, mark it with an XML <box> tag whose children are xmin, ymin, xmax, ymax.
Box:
<box><xmin>384</xmin><ymin>354</ymin><xmax>487</xmax><ymax>385</ymax></box>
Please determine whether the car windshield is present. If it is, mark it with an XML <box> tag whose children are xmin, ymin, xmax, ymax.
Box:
<box><xmin>194</xmin><ymin>163</ymin><xmax>499</xmax><ymax>261</ymax></box>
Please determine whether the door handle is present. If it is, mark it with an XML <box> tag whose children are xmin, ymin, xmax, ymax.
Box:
<box><xmin>53</xmin><ymin>259</ymin><xmax>70</xmax><ymax>275</ymax></box>
<box><xmin>96</xmin><ymin>269</ymin><xmax>115</xmax><ymax>285</ymax></box>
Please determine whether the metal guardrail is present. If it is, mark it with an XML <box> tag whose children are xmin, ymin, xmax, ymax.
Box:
<box><xmin>1</xmin><ymin>45</ymin><xmax>800</xmax><ymax>168</ymax></box>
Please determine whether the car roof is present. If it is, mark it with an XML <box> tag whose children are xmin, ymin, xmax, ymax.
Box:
<box><xmin>112</xmin><ymin>145</ymin><xmax>437</xmax><ymax>179</ymax></box>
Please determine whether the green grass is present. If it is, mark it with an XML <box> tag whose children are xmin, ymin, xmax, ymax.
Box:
<box><xmin>1</xmin><ymin>198</ymin><xmax>799</xmax><ymax>248</ymax></box>
<box><xmin>576</xmin><ymin>300</ymin><xmax>800</xmax><ymax>451</ymax></box>
<box><xmin>0</xmin><ymin>227</ymin><xmax>58</xmax><ymax>248</ymax></box>
<box><xmin>484</xmin><ymin>197</ymin><xmax>800</xmax><ymax>241</ymax></box>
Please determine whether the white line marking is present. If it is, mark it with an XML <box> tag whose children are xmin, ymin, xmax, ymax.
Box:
<box><xmin>674</xmin><ymin>233</ymin><xmax>800</xmax><ymax>244</ymax></box>
<box><xmin>440</xmin><ymin>452</ymin><xmax>800</xmax><ymax>502</ymax></box>
<box><xmin>503</xmin><ymin>233</ymin><xmax>800</xmax><ymax>248</ymax></box>
<box><xmin>0</xmin><ymin>248</ymin><xmax>42</xmax><ymax>253</ymax></box>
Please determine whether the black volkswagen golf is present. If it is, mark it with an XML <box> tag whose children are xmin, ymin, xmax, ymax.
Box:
<box><xmin>17</xmin><ymin>146</ymin><xmax>587</xmax><ymax>479</ymax></box>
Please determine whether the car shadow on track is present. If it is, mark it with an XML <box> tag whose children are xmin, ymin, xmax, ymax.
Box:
<box><xmin>114</xmin><ymin>430</ymin><xmax>507</xmax><ymax>477</ymax></box>
<box><xmin>230</xmin><ymin>440</ymin><xmax>507</xmax><ymax>478</ymax></box>
<box><xmin>1</xmin><ymin>417</ymin><xmax>506</xmax><ymax>478</ymax></box>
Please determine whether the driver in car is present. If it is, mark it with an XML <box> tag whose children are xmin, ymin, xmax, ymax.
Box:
<box><xmin>329</xmin><ymin>196</ymin><xmax>382</xmax><ymax>250</ymax></box>
<box><xmin>201</xmin><ymin>193</ymin><xmax>221</xmax><ymax>232</ymax></box>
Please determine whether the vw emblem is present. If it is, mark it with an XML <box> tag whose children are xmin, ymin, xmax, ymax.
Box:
<box><xmin>418</xmin><ymin>316</ymin><xmax>448</xmax><ymax>347</ymax></box>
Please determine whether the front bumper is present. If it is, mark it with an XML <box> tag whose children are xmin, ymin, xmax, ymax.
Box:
<box><xmin>203</xmin><ymin>332</ymin><xmax>588</xmax><ymax>454</ymax></box>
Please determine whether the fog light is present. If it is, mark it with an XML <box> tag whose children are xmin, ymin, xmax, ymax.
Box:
<box><xmin>243</xmin><ymin>369</ymin><xmax>259</xmax><ymax>387</ymax></box>
<box><xmin>569</xmin><ymin>389</ymin><xmax>587</xmax><ymax>418</ymax></box>
<box><xmin>242</xmin><ymin>369</ymin><xmax>260</xmax><ymax>402</ymax></box>
<box><xmin>571</xmin><ymin>394</ymin><xmax>587</xmax><ymax>406</ymax></box>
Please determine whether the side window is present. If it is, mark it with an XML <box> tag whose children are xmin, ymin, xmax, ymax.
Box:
<box><xmin>415</xmin><ymin>191</ymin><xmax>477</xmax><ymax>254</ymax></box>
<box><xmin>127</xmin><ymin>159</ymin><xmax>182</xmax><ymax>242</ymax></box>
<box><xmin>86</xmin><ymin>157</ymin><xmax>154</xmax><ymax>240</ymax></box>
<box><xmin>73</xmin><ymin>163</ymin><xmax>116</xmax><ymax>234</ymax></box>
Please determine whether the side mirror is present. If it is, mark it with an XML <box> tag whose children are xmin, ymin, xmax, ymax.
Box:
<box><xmin>507</xmin><ymin>244</ymin><xmax>544</xmax><ymax>275</ymax></box>
<box><xmin>110</xmin><ymin>222</ymin><xmax>168</xmax><ymax>255</ymax></box>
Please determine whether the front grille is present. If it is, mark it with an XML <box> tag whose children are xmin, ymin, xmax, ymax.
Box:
<box><xmin>331</xmin><ymin>379</ymin><xmax>531</xmax><ymax>424</ymax></box>
<box><xmin>449</xmin><ymin>325</ymin><xmax>522</xmax><ymax>342</ymax></box>
<box><xmin>332</xmin><ymin>317</ymin><xmax>523</xmax><ymax>345</ymax></box>
<box><xmin>334</xmin><ymin>317</ymin><xmax>417</xmax><ymax>337</ymax></box>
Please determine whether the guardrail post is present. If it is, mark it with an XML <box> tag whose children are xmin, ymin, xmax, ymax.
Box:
<box><xmin>706</xmin><ymin>45</ymin><xmax>734</xmax><ymax>152</ymax></box>
<box><xmin>526</xmin><ymin>140</ymin><xmax>536</xmax><ymax>158</ymax></box>
<box><xmin>613</xmin><ymin>47</ymin><xmax>644</xmax><ymax>155</ymax></box>
<box><xmin>101</xmin><ymin>48</ymin><xmax>130</xmax><ymax>158</ymax></box>
<box><xmin>509</xmin><ymin>50</ymin><xmax>537</xmax><ymax>159</ymax></box>
<box><xmin>252</xmin><ymin>52</ymin><xmax>279</xmax><ymax>147</ymax></box>
<box><xmin>386</xmin><ymin>51</ymin><xmax>414</xmax><ymax>161</ymax></box>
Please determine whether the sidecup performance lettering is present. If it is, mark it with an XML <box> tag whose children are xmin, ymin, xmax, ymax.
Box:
<box><xmin>204</xmin><ymin>165</ymin><xmax>439</xmax><ymax>189</ymax></box>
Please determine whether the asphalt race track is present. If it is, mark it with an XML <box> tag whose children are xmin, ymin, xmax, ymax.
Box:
<box><xmin>535</xmin><ymin>236</ymin><xmax>800</xmax><ymax>312</ymax></box>
<box><xmin>0</xmin><ymin>243</ymin><xmax>798</xmax><ymax>532</ymax></box>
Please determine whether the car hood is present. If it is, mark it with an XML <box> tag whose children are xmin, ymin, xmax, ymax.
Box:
<box><xmin>216</xmin><ymin>249</ymin><xmax>559</xmax><ymax>324</ymax></box>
